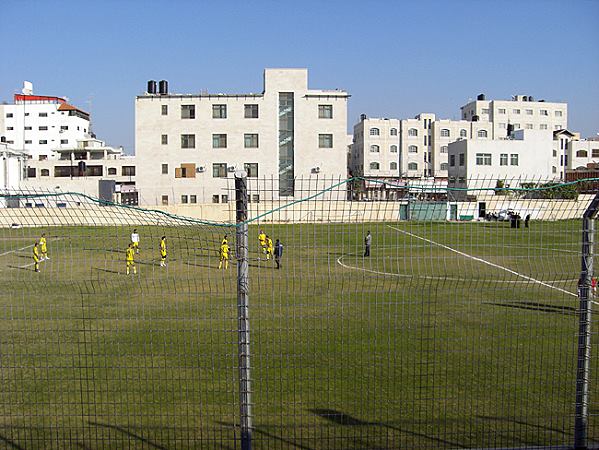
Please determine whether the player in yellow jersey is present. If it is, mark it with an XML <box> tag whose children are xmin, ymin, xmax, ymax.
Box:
<box><xmin>265</xmin><ymin>235</ymin><xmax>273</xmax><ymax>261</ymax></box>
<box><xmin>39</xmin><ymin>233</ymin><xmax>49</xmax><ymax>261</ymax></box>
<box><xmin>126</xmin><ymin>243</ymin><xmax>137</xmax><ymax>275</ymax></box>
<box><xmin>258</xmin><ymin>230</ymin><xmax>266</xmax><ymax>256</ymax></box>
<box><xmin>219</xmin><ymin>240</ymin><xmax>230</xmax><ymax>270</ymax></box>
<box><xmin>33</xmin><ymin>242</ymin><xmax>40</xmax><ymax>272</ymax></box>
<box><xmin>222</xmin><ymin>234</ymin><xmax>228</xmax><ymax>245</ymax></box>
<box><xmin>159</xmin><ymin>236</ymin><xmax>167</xmax><ymax>267</ymax></box>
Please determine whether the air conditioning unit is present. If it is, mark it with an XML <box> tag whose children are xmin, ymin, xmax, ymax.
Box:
<box><xmin>312</xmin><ymin>166</ymin><xmax>321</xmax><ymax>174</ymax></box>
<box><xmin>196</xmin><ymin>166</ymin><xmax>205</xmax><ymax>173</ymax></box>
<box><xmin>227</xmin><ymin>166</ymin><xmax>236</xmax><ymax>172</ymax></box>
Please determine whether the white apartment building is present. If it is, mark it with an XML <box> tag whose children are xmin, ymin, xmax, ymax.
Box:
<box><xmin>460</xmin><ymin>94</ymin><xmax>568</xmax><ymax>139</ymax></box>
<box><xmin>0</xmin><ymin>143</ymin><xmax>27</xmax><ymax>207</ymax></box>
<box><xmin>0</xmin><ymin>82</ymin><xmax>92</xmax><ymax>160</ymax></box>
<box><xmin>135</xmin><ymin>69</ymin><xmax>349</xmax><ymax>206</ymax></box>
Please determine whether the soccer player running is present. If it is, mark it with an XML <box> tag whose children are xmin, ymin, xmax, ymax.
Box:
<box><xmin>258</xmin><ymin>229</ymin><xmax>267</xmax><ymax>257</ymax></box>
<box><xmin>219</xmin><ymin>239</ymin><xmax>230</xmax><ymax>270</ymax></box>
<box><xmin>265</xmin><ymin>235</ymin><xmax>273</xmax><ymax>261</ymax></box>
<box><xmin>126</xmin><ymin>243</ymin><xmax>137</xmax><ymax>275</ymax></box>
<box><xmin>39</xmin><ymin>233</ymin><xmax>49</xmax><ymax>261</ymax></box>
<box><xmin>159</xmin><ymin>236</ymin><xmax>167</xmax><ymax>267</ymax></box>
<box><xmin>274</xmin><ymin>239</ymin><xmax>283</xmax><ymax>269</ymax></box>
<box><xmin>33</xmin><ymin>241</ymin><xmax>40</xmax><ymax>272</ymax></box>
<box><xmin>131</xmin><ymin>228</ymin><xmax>140</xmax><ymax>254</ymax></box>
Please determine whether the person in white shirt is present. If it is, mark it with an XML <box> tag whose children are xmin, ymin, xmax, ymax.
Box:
<box><xmin>131</xmin><ymin>229</ymin><xmax>140</xmax><ymax>254</ymax></box>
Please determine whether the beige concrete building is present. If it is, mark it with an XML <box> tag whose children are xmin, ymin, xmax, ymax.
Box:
<box><xmin>135</xmin><ymin>69</ymin><xmax>349</xmax><ymax>206</ymax></box>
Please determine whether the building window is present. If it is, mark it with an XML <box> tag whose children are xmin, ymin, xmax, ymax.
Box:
<box><xmin>212</xmin><ymin>195</ymin><xmax>220</xmax><ymax>203</ymax></box>
<box><xmin>161</xmin><ymin>105</ymin><xmax>168</xmax><ymax>115</ymax></box>
<box><xmin>213</xmin><ymin>134</ymin><xmax>227</xmax><ymax>148</ymax></box>
<box><xmin>460</xmin><ymin>129</ymin><xmax>467</xmax><ymax>138</ymax></box>
<box><xmin>6</xmin><ymin>126</ymin><xmax>14</xmax><ymax>130</ymax></box>
<box><xmin>122</xmin><ymin>166</ymin><xmax>135</xmax><ymax>176</ymax></box>
<box><xmin>181</xmin><ymin>195</ymin><xmax>188</xmax><ymax>204</ymax></box>
<box><xmin>482</xmin><ymin>108</ymin><xmax>490</xmax><ymax>114</ymax></box>
<box><xmin>161</xmin><ymin>163</ymin><xmax>168</xmax><ymax>174</ymax></box>
<box><xmin>390</xmin><ymin>128</ymin><xmax>397</xmax><ymax>136</ymax></box>
<box><xmin>175</xmin><ymin>163</ymin><xmax>196</xmax><ymax>179</ymax></box>
<box><xmin>555</xmin><ymin>124</ymin><xmax>562</xmax><ymax>130</ymax></box>
<box><xmin>477</xmin><ymin>130</ymin><xmax>488</xmax><ymax>138</ymax></box>
<box><xmin>408</xmin><ymin>162</ymin><xmax>418</xmax><ymax>171</ymax></box>
<box><xmin>440</xmin><ymin>146</ymin><xmax>448</xmax><ymax>153</ymax></box>
<box><xmin>591</xmin><ymin>149</ymin><xmax>599</xmax><ymax>158</ymax></box>
<box><xmin>526</xmin><ymin>124</ymin><xmax>534</xmax><ymax>129</ymax></box>
<box><xmin>513</xmin><ymin>123</ymin><xmax>520</xmax><ymax>129</ymax></box>
<box><xmin>552</xmin><ymin>166</ymin><xmax>557</xmax><ymax>174</ymax></box>
<box><xmin>440</xmin><ymin>129</ymin><xmax>450</xmax><ymax>137</ymax></box>
<box><xmin>60</xmin><ymin>139</ymin><xmax>68</xmax><ymax>144</ymax></box>
<box><xmin>244</xmin><ymin>133</ymin><xmax>258</xmax><ymax>148</ymax></box>
<box><xmin>318</xmin><ymin>105</ymin><xmax>333</xmax><ymax>119</ymax></box>
<box><xmin>408</xmin><ymin>128</ymin><xmax>418</xmax><ymax>137</ymax></box>
<box><xmin>450</xmin><ymin>155</ymin><xmax>455</xmax><ymax>166</ymax></box>
<box><xmin>181</xmin><ymin>134</ymin><xmax>196</xmax><ymax>149</ymax></box>
<box><xmin>54</xmin><ymin>166</ymin><xmax>72</xmax><ymax>177</ymax></box>
<box><xmin>245</xmin><ymin>104</ymin><xmax>259</xmax><ymax>118</ymax></box>
<box><xmin>498</xmin><ymin>108</ymin><xmax>506</xmax><ymax>114</ymax></box>
<box><xmin>39</xmin><ymin>112</ymin><xmax>48</xmax><ymax>117</ymax></box>
<box><xmin>25</xmin><ymin>140</ymin><xmax>32</xmax><ymax>144</ymax></box>
<box><xmin>499</xmin><ymin>123</ymin><xmax>507</xmax><ymax>129</ymax></box>
<box><xmin>540</xmin><ymin>109</ymin><xmax>548</xmax><ymax>116</ymax></box>
<box><xmin>555</xmin><ymin>110</ymin><xmax>563</xmax><ymax>117</ymax></box>
<box><xmin>162</xmin><ymin>195</ymin><xmax>168</xmax><ymax>205</ymax></box>
<box><xmin>108</xmin><ymin>167</ymin><xmax>117</xmax><ymax>175</ymax></box>
<box><xmin>244</xmin><ymin>163</ymin><xmax>258</xmax><ymax>178</ymax></box>
<box><xmin>212</xmin><ymin>104</ymin><xmax>227</xmax><ymax>119</ymax></box>
<box><xmin>540</xmin><ymin>124</ymin><xmax>548</xmax><ymax>130</ymax></box>
<box><xmin>500</xmin><ymin>154</ymin><xmax>508</xmax><ymax>166</ymax></box>
<box><xmin>27</xmin><ymin>167</ymin><xmax>36</xmax><ymax>178</ymax></box>
<box><xmin>60</xmin><ymin>125</ymin><xmax>68</xmax><ymax>131</ymax></box>
<box><xmin>221</xmin><ymin>195</ymin><xmax>228</xmax><ymax>203</ymax></box>
<box><xmin>509</xmin><ymin>154</ymin><xmax>519</xmax><ymax>166</ymax></box>
<box><xmin>390</xmin><ymin>145</ymin><xmax>398</xmax><ymax>153</ymax></box>
<box><xmin>459</xmin><ymin>153</ymin><xmax>465</xmax><ymax>166</ymax></box>
<box><xmin>279</xmin><ymin>92</ymin><xmax>294</xmax><ymax>196</ymax></box>
<box><xmin>370</xmin><ymin>128</ymin><xmax>380</xmax><ymax>136</ymax></box>
<box><xmin>181</xmin><ymin>105</ymin><xmax>195</xmax><ymax>119</ymax></box>
<box><xmin>39</xmin><ymin>126</ymin><xmax>48</xmax><ymax>131</ymax></box>
<box><xmin>390</xmin><ymin>162</ymin><xmax>398</xmax><ymax>170</ymax></box>
<box><xmin>577</xmin><ymin>150</ymin><xmax>588</xmax><ymax>157</ymax></box>
<box><xmin>370</xmin><ymin>145</ymin><xmax>380</xmax><ymax>153</ymax></box>
<box><xmin>408</xmin><ymin>145</ymin><xmax>418</xmax><ymax>153</ymax></box>
<box><xmin>161</xmin><ymin>134</ymin><xmax>168</xmax><ymax>145</ymax></box>
<box><xmin>41</xmin><ymin>169</ymin><xmax>50</xmax><ymax>176</ymax></box>
<box><xmin>369</xmin><ymin>162</ymin><xmax>380</xmax><ymax>170</ymax></box>
<box><xmin>213</xmin><ymin>163</ymin><xmax>227</xmax><ymax>178</ymax></box>
<box><xmin>39</xmin><ymin>140</ymin><xmax>48</xmax><ymax>144</ymax></box>
<box><xmin>513</xmin><ymin>109</ymin><xmax>520</xmax><ymax>114</ymax></box>
<box><xmin>440</xmin><ymin>163</ymin><xmax>449</xmax><ymax>171</ymax></box>
<box><xmin>5</xmin><ymin>113</ymin><xmax>13</xmax><ymax>118</ymax></box>
<box><xmin>190</xmin><ymin>195</ymin><xmax>197</xmax><ymax>204</ymax></box>
<box><xmin>476</xmin><ymin>153</ymin><xmax>492</xmax><ymax>165</ymax></box>
<box><xmin>526</xmin><ymin>109</ymin><xmax>533</xmax><ymax>115</ymax></box>
<box><xmin>24</xmin><ymin>126</ymin><xmax>32</xmax><ymax>130</ymax></box>
<box><xmin>319</xmin><ymin>134</ymin><xmax>333</xmax><ymax>148</ymax></box>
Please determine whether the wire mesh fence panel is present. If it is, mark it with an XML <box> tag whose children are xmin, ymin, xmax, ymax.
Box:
<box><xmin>0</xmin><ymin>177</ymin><xmax>598</xmax><ymax>449</ymax></box>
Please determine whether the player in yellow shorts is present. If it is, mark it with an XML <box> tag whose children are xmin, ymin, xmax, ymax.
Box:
<box><xmin>258</xmin><ymin>230</ymin><xmax>266</xmax><ymax>256</ymax></box>
<box><xmin>126</xmin><ymin>243</ymin><xmax>137</xmax><ymax>275</ymax></box>
<box><xmin>219</xmin><ymin>240</ymin><xmax>230</xmax><ymax>270</ymax></box>
<box><xmin>266</xmin><ymin>235</ymin><xmax>273</xmax><ymax>261</ymax></box>
<box><xmin>33</xmin><ymin>242</ymin><xmax>40</xmax><ymax>272</ymax></box>
<box><xmin>159</xmin><ymin>236</ymin><xmax>167</xmax><ymax>267</ymax></box>
<box><xmin>39</xmin><ymin>233</ymin><xmax>49</xmax><ymax>261</ymax></box>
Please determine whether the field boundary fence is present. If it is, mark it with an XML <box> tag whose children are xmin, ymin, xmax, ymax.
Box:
<box><xmin>0</xmin><ymin>175</ymin><xmax>598</xmax><ymax>449</ymax></box>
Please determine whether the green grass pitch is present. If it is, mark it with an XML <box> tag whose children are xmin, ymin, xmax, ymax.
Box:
<box><xmin>0</xmin><ymin>219</ymin><xmax>597</xmax><ymax>449</ymax></box>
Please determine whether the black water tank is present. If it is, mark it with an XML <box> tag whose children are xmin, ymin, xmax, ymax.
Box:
<box><xmin>477</xmin><ymin>93</ymin><xmax>485</xmax><ymax>101</ymax></box>
<box><xmin>147</xmin><ymin>80</ymin><xmax>157</xmax><ymax>94</ymax></box>
<box><xmin>159</xmin><ymin>80</ymin><xmax>169</xmax><ymax>95</ymax></box>
<box><xmin>360</xmin><ymin>113</ymin><xmax>367</xmax><ymax>121</ymax></box>
<box><xmin>529</xmin><ymin>96</ymin><xmax>534</xmax><ymax>102</ymax></box>
<box><xmin>472</xmin><ymin>115</ymin><xmax>479</xmax><ymax>122</ymax></box>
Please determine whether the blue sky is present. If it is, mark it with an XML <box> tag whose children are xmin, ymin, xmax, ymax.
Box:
<box><xmin>2</xmin><ymin>0</ymin><xmax>598</xmax><ymax>153</ymax></box>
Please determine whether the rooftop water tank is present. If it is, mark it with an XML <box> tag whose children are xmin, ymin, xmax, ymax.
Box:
<box><xmin>147</xmin><ymin>80</ymin><xmax>157</xmax><ymax>94</ymax></box>
<box><xmin>158</xmin><ymin>80</ymin><xmax>169</xmax><ymax>95</ymax></box>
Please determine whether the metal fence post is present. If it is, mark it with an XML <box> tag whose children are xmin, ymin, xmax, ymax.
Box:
<box><xmin>235</xmin><ymin>171</ymin><xmax>252</xmax><ymax>450</ymax></box>
<box><xmin>575</xmin><ymin>193</ymin><xmax>599</xmax><ymax>449</ymax></box>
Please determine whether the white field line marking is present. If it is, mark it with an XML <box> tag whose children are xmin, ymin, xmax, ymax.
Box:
<box><xmin>0</xmin><ymin>244</ymin><xmax>34</xmax><ymax>257</ymax></box>
<box><xmin>387</xmin><ymin>225</ymin><xmax>577</xmax><ymax>298</ymax></box>
<box><xmin>336</xmin><ymin>255</ymin><xmax>575</xmax><ymax>285</ymax></box>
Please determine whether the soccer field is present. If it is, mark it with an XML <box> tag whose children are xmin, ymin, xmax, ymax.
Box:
<box><xmin>0</xmin><ymin>219</ymin><xmax>597</xmax><ymax>449</ymax></box>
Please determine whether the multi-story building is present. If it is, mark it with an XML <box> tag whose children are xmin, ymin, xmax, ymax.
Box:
<box><xmin>0</xmin><ymin>142</ymin><xmax>27</xmax><ymax>207</ymax></box>
<box><xmin>0</xmin><ymin>82</ymin><xmax>93</xmax><ymax>160</ymax></box>
<box><xmin>460</xmin><ymin>94</ymin><xmax>568</xmax><ymax>139</ymax></box>
<box><xmin>135</xmin><ymin>68</ymin><xmax>349</xmax><ymax>205</ymax></box>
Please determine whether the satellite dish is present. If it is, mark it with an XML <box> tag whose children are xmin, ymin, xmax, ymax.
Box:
<box><xmin>22</xmin><ymin>81</ymin><xmax>33</xmax><ymax>95</ymax></box>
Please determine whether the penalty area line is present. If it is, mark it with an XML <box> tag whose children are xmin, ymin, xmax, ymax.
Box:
<box><xmin>387</xmin><ymin>225</ymin><xmax>577</xmax><ymax>298</ymax></box>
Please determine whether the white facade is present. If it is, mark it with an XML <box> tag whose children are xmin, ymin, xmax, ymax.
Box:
<box><xmin>0</xmin><ymin>143</ymin><xmax>27</xmax><ymax>207</ymax></box>
<box><xmin>350</xmin><ymin>117</ymin><xmax>400</xmax><ymax>178</ymax></box>
<box><xmin>135</xmin><ymin>68</ymin><xmax>349</xmax><ymax>205</ymax></box>
<box><xmin>0</xmin><ymin>84</ymin><xmax>92</xmax><ymax>160</ymax></box>
<box><xmin>460</xmin><ymin>94</ymin><xmax>568</xmax><ymax>139</ymax></box>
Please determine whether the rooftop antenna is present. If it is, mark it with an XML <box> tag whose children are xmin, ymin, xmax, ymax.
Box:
<box><xmin>86</xmin><ymin>93</ymin><xmax>95</xmax><ymax>136</ymax></box>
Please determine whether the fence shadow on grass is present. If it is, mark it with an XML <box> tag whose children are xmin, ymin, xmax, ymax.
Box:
<box><xmin>485</xmin><ymin>301</ymin><xmax>577</xmax><ymax>315</ymax></box>
<box><xmin>309</xmin><ymin>409</ymin><xmax>468</xmax><ymax>449</ymax></box>
<box><xmin>0</xmin><ymin>434</ymin><xmax>26</xmax><ymax>450</ymax></box>
<box><xmin>88</xmin><ymin>422</ymin><xmax>168</xmax><ymax>450</ymax></box>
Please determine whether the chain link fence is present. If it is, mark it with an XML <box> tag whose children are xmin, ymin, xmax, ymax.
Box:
<box><xmin>0</xmin><ymin>176</ymin><xmax>597</xmax><ymax>449</ymax></box>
